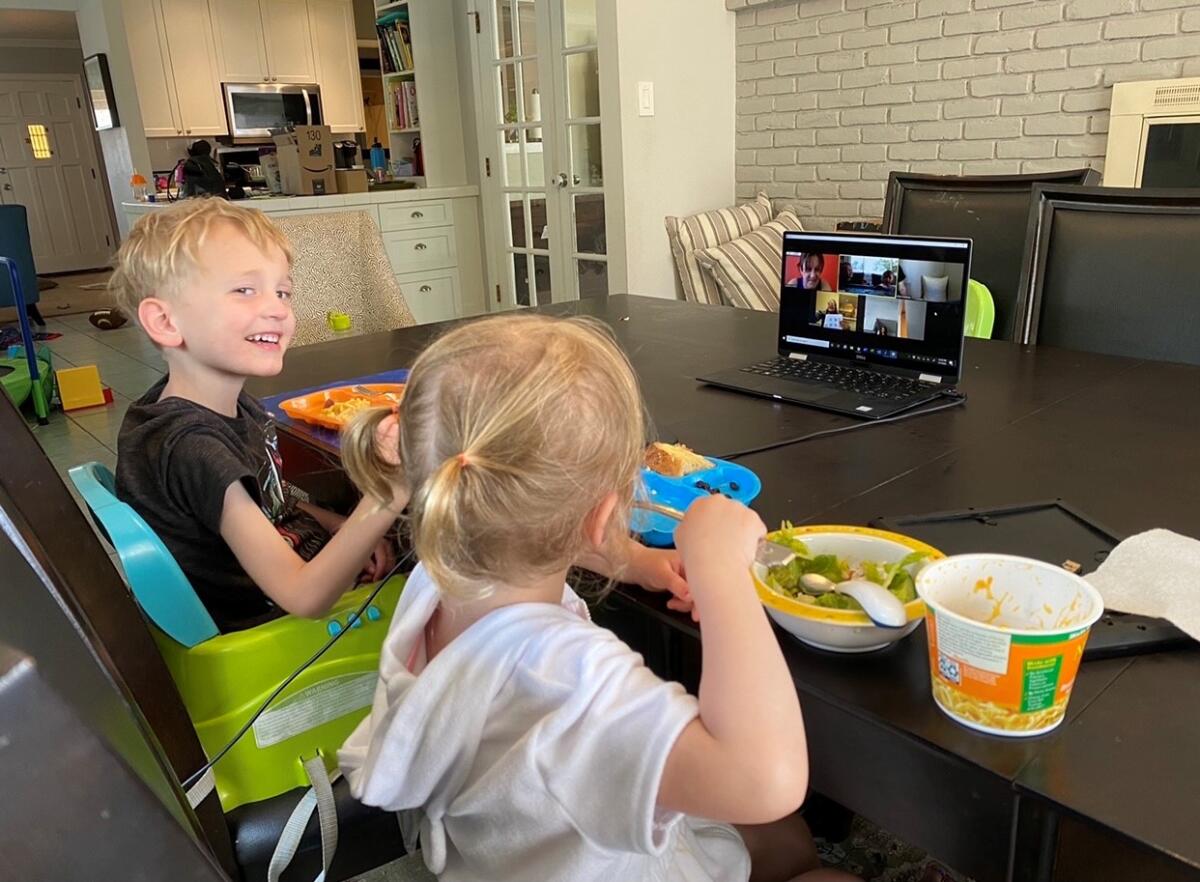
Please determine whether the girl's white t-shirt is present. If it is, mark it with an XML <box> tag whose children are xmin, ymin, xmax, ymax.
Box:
<box><xmin>339</xmin><ymin>563</ymin><xmax>751</xmax><ymax>882</ymax></box>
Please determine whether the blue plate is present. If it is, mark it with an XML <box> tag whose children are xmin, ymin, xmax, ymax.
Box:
<box><xmin>632</xmin><ymin>457</ymin><xmax>763</xmax><ymax>547</ymax></box>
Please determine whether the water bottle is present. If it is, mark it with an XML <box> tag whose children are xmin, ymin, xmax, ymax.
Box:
<box><xmin>369</xmin><ymin>140</ymin><xmax>386</xmax><ymax>174</ymax></box>
<box><xmin>130</xmin><ymin>170</ymin><xmax>148</xmax><ymax>202</ymax></box>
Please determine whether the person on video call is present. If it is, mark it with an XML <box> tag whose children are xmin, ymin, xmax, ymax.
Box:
<box><xmin>786</xmin><ymin>253</ymin><xmax>833</xmax><ymax>292</ymax></box>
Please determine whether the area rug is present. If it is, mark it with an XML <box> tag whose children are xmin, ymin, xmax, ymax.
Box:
<box><xmin>816</xmin><ymin>816</ymin><xmax>975</xmax><ymax>882</ymax></box>
<box><xmin>0</xmin><ymin>328</ymin><xmax>61</xmax><ymax>346</ymax></box>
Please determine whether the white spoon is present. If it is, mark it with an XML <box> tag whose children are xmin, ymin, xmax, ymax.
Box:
<box><xmin>800</xmin><ymin>573</ymin><xmax>908</xmax><ymax>629</ymax></box>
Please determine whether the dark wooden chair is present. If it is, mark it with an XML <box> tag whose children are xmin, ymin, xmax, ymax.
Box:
<box><xmin>0</xmin><ymin>643</ymin><xmax>228</xmax><ymax>881</ymax></box>
<box><xmin>0</xmin><ymin>392</ymin><xmax>405</xmax><ymax>880</ymax></box>
<box><xmin>1014</xmin><ymin>185</ymin><xmax>1200</xmax><ymax>366</ymax></box>
<box><xmin>881</xmin><ymin>169</ymin><xmax>1101</xmax><ymax>341</ymax></box>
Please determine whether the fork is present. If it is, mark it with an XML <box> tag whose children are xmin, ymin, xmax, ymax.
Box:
<box><xmin>632</xmin><ymin>500</ymin><xmax>796</xmax><ymax>567</ymax></box>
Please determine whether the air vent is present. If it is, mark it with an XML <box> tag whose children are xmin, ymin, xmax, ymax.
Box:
<box><xmin>1153</xmin><ymin>84</ymin><xmax>1200</xmax><ymax>108</ymax></box>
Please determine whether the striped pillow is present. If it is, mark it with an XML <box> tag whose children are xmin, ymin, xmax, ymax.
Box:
<box><xmin>692</xmin><ymin>210</ymin><xmax>805</xmax><ymax>312</ymax></box>
<box><xmin>665</xmin><ymin>193</ymin><xmax>772</xmax><ymax>304</ymax></box>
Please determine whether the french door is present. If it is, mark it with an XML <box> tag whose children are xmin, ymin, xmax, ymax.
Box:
<box><xmin>476</xmin><ymin>0</ymin><xmax>609</xmax><ymax>307</ymax></box>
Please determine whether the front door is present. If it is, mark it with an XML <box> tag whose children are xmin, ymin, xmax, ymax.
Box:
<box><xmin>0</xmin><ymin>75</ymin><xmax>115</xmax><ymax>273</ymax></box>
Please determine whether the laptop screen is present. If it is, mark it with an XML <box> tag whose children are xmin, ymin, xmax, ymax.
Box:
<box><xmin>778</xmin><ymin>232</ymin><xmax>971</xmax><ymax>379</ymax></box>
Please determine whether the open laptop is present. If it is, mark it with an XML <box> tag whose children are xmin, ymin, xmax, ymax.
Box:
<box><xmin>699</xmin><ymin>231</ymin><xmax>972</xmax><ymax>420</ymax></box>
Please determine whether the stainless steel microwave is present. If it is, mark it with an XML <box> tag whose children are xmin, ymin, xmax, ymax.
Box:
<box><xmin>223</xmin><ymin>83</ymin><xmax>323</xmax><ymax>143</ymax></box>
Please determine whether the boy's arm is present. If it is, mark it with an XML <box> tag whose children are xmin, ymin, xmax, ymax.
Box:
<box><xmin>296</xmin><ymin>500</ymin><xmax>346</xmax><ymax>533</ymax></box>
<box><xmin>220</xmin><ymin>482</ymin><xmax>406</xmax><ymax>618</ymax></box>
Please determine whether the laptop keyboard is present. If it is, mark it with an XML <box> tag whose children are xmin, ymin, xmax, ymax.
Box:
<box><xmin>741</xmin><ymin>357</ymin><xmax>932</xmax><ymax>401</ymax></box>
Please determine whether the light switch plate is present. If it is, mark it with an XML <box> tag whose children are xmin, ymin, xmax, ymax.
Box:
<box><xmin>637</xmin><ymin>81</ymin><xmax>654</xmax><ymax>117</ymax></box>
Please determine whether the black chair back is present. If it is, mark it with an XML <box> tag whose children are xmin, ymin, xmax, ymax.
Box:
<box><xmin>0</xmin><ymin>643</ymin><xmax>229</xmax><ymax>880</ymax></box>
<box><xmin>882</xmin><ymin>169</ymin><xmax>1100</xmax><ymax>341</ymax></box>
<box><xmin>0</xmin><ymin>393</ymin><xmax>238</xmax><ymax>875</ymax></box>
<box><xmin>1015</xmin><ymin>185</ymin><xmax>1200</xmax><ymax>365</ymax></box>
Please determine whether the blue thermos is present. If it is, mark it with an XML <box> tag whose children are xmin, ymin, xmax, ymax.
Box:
<box><xmin>370</xmin><ymin>139</ymin><xmax>386</xmax><ymax>173</ymax></box>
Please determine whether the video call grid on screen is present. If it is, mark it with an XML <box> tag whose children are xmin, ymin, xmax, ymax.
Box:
<box><xmin>778</xmin><ymin>232</ymin><xmax>970</xmax><ymax>374</ymax></box>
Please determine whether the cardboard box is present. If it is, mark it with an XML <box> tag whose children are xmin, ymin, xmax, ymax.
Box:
<box><xmin>334</xmin><ymin>167</ymin><xmax>369</xmax><ymax>194</ymax></box>
<box><xmin>272</xmin><ymin>125</ymin><xmax>337</xmax><ymax>196</ymax></box>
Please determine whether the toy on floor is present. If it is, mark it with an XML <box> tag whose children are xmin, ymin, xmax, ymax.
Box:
<box><xmin>0</xmin><ymin>255</ymin><xmax>50</xmax><ymax>423</ymax></box>
<box><xmin>56</xmin><ymin>364</ymin><xmax>112</xmax><ymax>410</ymax></box>
<box><xmin>0</xmin><ymin>343</ymin><xmax>54</xmax><ymax>412</ymax></box>
<box><xmin>89</xmin><ymin>308</ymin><xmax>128</xmax><ymax>330</ymax></box>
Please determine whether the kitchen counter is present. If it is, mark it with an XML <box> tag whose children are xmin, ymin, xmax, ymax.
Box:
<box><xmin>121</xmin><ymin>185</ymin><xmax>480</xmax><ymax>215</ymax></box>
<box><xmin>121</xmin><ymin>185</ymin><xmax>487</xmax><ymax>324</ymax></box>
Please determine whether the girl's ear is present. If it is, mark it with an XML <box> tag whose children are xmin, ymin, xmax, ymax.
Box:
<box><xmin>583</xmin><ymin>491</ymin><xmax>619</xmax><ymax>551</ymax></box>
<box><xmin>138</xmin><ymin>297</ymin><xmax>184</xmax><ymax>349</ymax></box>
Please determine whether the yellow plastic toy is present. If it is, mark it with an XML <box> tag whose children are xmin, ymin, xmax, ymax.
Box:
<box><xmin>56</xmin><ymin>365</ymin><xmax>109</xmax><ymax>410</ymax></box>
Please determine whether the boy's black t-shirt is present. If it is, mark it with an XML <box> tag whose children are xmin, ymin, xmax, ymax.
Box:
<box><xmin>116</xmin><ymin>377</ymin><xmax>330</xmax><ymax>633</ymax></box>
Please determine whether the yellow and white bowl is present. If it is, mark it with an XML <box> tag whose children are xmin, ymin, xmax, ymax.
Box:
<box><xmin>752</xmin><ymin>525</ymin><xmax>943</xmax><ymax>653</ymax></box>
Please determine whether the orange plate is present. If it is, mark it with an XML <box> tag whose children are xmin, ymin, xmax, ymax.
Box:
<box><xmin>278</xmin><ymin>383</ymin><xmax>405</xmax><ymax>430</ymax></box>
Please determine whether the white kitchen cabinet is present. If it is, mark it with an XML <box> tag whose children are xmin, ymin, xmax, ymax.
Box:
<box><xmin>211</xmin><ymin>0</ymin><xmax>316</xmax><ymax>85</ymax></box>
<box><xmin>160</xmin><ymin>0</ymin><xmax>227</xmax><ymax>135</ymax></box>
<box><xmin>262</xmin><ymin>0</ymin><xmax>317</xmax><ymax>83</ymax></box>
<box><xmin>123</xmin><ymin>0</ymin><xmax>181</xmax><ymax>137</ymax></box>
<box><xmin>396</xmin><ymin>269</ymin><xmax>460</xmax><ymax>325</ymax></box>
<box><xmin>210</xmin><ymin>0</ymin><xmax>270</xmax><ymax>83</ymax></box>
<box><xmin>122</xmin><ymin>0</ymin><xmax>226</xmax><ymax>137</ymax></box>
<box><xmin>308</xmin><ymin>0</ymin><xmax>364</xmax><ymax>133</ymax></box>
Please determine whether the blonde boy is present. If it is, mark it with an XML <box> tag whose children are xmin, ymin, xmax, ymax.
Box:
<box><xmin>109</xmin><ymin>198</ymin><xmax>403</xmax><ymax>631</ymax></box>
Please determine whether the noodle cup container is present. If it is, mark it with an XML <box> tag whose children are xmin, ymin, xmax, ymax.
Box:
<box><xmin>916</xmin><ymin>554</ymin><xmax>1105</xmax><ymax>737</ymax></box>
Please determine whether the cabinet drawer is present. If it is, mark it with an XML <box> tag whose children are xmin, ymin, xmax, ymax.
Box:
<box><xmin>383</xmin><ymin>227</ymin><xmax>456</xmax><ymax>273</ymax></box>
<box><xmin>379</xmin><ymin>200</ymin><xmax>453</xmax><ymax>232</ymax></box>
<box><xmin>396</xmin><ymin>270</ymin><xmax>460</xmax><ymax>325</ymax></box>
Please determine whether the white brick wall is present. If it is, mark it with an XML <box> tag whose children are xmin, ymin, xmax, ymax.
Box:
<box><xmin>732</xmin><ymin>0</ymin><xmax>1200</xmax><ymax>230</ymax></box>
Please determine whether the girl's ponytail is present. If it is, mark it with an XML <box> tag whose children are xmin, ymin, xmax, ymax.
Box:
<box><xmin>341</xmin><ymin>405</ymin><xmax>404</xmax><ymax>509</ymax></box>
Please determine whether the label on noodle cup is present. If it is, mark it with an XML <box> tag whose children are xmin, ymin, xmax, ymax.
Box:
<box><xmin>926</xmin><ymin>611</ymin><xmax>1090</xmax><ymax>735</ymax></box>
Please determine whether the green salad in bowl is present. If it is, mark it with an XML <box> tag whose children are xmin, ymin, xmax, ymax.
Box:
<box><xmin>764</xmin><ymin>526</ymin><xmax>928</xmax><ymax>612</ymax></box>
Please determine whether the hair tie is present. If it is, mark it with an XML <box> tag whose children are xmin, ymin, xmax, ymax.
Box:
<box><xmin>456</xmin><ymin>452</ymin><xmax>471</xmax><ymax>469</ymax></box>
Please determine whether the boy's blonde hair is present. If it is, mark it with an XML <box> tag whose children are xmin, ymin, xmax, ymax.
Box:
<box><xmin>343</xmin><ymin>314</ymin><xmax>647</xmax><ymax>599</ymax></box>
<box><xmin>108</xmin><ymin>197</ymin><xmax>293</xmax><ymax>320</ymax></box>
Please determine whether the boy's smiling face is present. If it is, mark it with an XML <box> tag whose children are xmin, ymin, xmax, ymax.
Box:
<box><xmin>143</xmin><ymin>221</ymin><xmax>296</xmax><ymax>379</ymax></box>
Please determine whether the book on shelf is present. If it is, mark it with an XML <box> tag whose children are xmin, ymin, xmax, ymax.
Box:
<box><xmin>387</xmin><ymin>79</ymin><xmax>420</xmax><ymax>130</ymax></box>
<box><xmin>376</xmin><ymin>12</ymin><xmax>414</xmax><ymax>74</ymax></box>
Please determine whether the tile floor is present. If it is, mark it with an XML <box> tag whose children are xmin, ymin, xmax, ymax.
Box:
<box><xmin>17</xmin><ymin>313</ymin><xmax>166</xmax><ymax>564</ymax></box>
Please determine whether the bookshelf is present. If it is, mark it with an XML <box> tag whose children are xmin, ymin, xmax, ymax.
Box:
<box><xmin>375</xmin><ymin>0</ymin><xmax>421</xmax><ymax>179</ymax></box>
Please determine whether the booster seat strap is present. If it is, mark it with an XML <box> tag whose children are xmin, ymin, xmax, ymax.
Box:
<box><xmin>185</xmin><ymin>766</ymin><xmax>216</xmax><ymax>810</ymax></box>
<box><xmin>267</xmin><ymin>755</ymin><xmax>341</xmax><ymax>882</ymax></box>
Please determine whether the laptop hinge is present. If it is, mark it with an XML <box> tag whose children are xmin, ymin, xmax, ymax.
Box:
<box><xmin>918</xmin><ymin>372</ymin><xmax>943</xmax><ymax>384</ymax></box>
<box><xmin>787</xmin><ymin>352</ymin><xmax>807</xmax><ymax>361</ymax></box>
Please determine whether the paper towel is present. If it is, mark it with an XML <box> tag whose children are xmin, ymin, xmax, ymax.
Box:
<box><xmin>1085</xmin><ymin>529</ymin><xmax>1200</xmax><ymax>641</ymax></box>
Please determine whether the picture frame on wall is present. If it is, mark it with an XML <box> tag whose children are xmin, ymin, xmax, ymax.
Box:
<box><xmin>83</xmin><ymin>53</ymin><xmax>119</xmax><ymax>131</ymax></box>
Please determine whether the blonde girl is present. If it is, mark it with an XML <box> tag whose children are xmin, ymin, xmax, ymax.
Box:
<box><xmin>338</xmin><ymin>314</ymin><xmax>855</xmax><ymax>882</ymax></box>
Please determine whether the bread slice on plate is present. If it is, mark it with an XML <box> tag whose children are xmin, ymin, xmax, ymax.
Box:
<box><xmin>645</xmin><ymin>442</ymin><xmax>713</xmax><ymax>477</ymax></box>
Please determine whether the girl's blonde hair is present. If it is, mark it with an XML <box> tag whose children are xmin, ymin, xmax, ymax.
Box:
<box><xmin>342</xmin><ymin>313</ymin><xmax>646</xmax><ymax>598</ymax></box>
<box><xmin>109</xmin><ymin>197</ymin><xmax>293</xmax><ymax>320</ymax></box>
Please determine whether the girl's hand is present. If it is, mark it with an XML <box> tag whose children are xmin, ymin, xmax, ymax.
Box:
<box><xmin>673</xmin><ymin>496</ymin><xmax>765</xmax><ymax>597</ymax></box>
<box><xmin>626</xmin><ymin>542</ymin><xmax>697</xmax><ymax>621</ymax></box>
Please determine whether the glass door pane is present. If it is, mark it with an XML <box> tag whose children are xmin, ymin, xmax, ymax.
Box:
<box><xmin>484</xmin><ymin>0</ymin><xmax>563</xmax><ymax>308</ymax></box>
<box><xmin>551</xmin><ymin>0</ymin><xmax>607</xmax><ymax>300</ymax></box>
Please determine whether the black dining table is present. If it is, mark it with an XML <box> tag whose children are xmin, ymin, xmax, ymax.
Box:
<box><xmin>249</xmin><ymin>295</ymin><xmax>1200</xmax><ymax>882</ymax></box>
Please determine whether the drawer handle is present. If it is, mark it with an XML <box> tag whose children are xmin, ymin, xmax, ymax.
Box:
<box><xmin>414</xmin><ymin>243</ymin><xmax>427</xmax><ymax>251</ymax></box>
<box><xmin>411</xmin><ymin>210</ymin><xmax>424</xmax><ymax>218</ymax></box>
<box><xmin>419</xmin><ymin>285</ymin><xmax>432</xmax><ymax>293</ymax></box>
